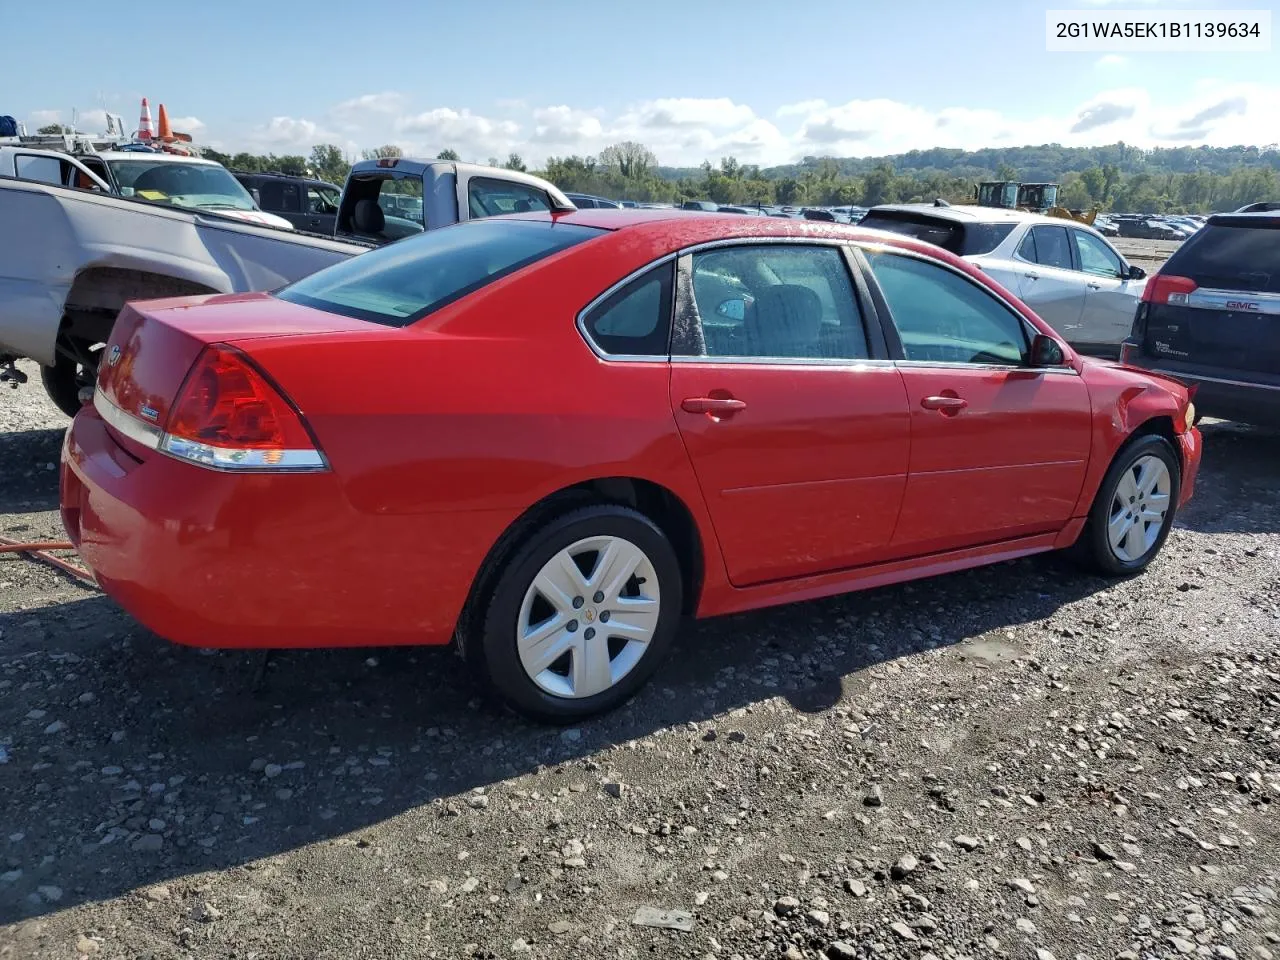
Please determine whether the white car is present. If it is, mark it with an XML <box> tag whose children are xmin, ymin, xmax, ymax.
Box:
<box><xmin>0</xmin><ymin>145</ymin><xmax>294</xmax><ymax>230</ymax></box>
<box><xmin>859</xmin><ymin>204</ymin><xmax>1148</xmax><ymax>356</ymax></box>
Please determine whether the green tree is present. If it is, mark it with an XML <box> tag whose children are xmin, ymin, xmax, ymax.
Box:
<box><xmin>437</xmin><ymin>148</ymin><xmax>460</xmax><ymax>161</ymax></box>
<box><xmin>599</xmin><ymin>141</ymin><xmax>657</xmax><ymax>180</ymax></box>
<box><xmin>862</xmin><ymin>163</ymin><xmax>897</xmax><ymax>206</ymax></box>
<box><xmin>504</xmin><ymin>152</ymin><xmax>527</xmax><ymax>172</ymax></box>
<box><xmin>309</xmin><ymin>144</ymin><xmax>350</xmax><ymax>184</ymax></box>
<box><xmin>996</xmin><ymin>163</ymin><xmax>1017</xmax><ymax>181</ymax></box>
<box><xmin>38</xmin><ymin>123</ymin><xmax>70</xmax><ymax>135</ymax></box>
<box><xmin>362</xmin><ymin>144</ymin><xmax>403</xmax><ymax>161</ymax></box>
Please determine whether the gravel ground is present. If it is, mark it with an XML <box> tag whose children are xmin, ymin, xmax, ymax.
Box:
<box><xmin>1108</xmin><ymin>238</ymin><xmax>1184</xmax><ymax>276</ymax></box>
<box><xmin>2</xmin><ymin>355</ymin><xmax>1278</xmax><ymax>960</ymax></box>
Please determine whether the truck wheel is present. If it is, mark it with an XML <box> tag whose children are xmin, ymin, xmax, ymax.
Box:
<box><xmin>41</xmin><ymin>347</ymin><xmax>100</xmax><ymax>418</ymax></box>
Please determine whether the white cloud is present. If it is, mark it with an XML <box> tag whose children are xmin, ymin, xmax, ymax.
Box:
<box><xmin>776</xmin><ymin>99</ymin><xmax>827</xmax><ymax>118</ymax></box>
<box><xmin>329</xmin><ymin>91</ymin><xmax>407</xmax><ymax>127</ymax></box>
<box><xmin>529</xmin><ymin>105</ymin><xmax>604</xmax><ymax>145</ymax></box>
<box><xmin>395</xmin><ymin>107</ymin><xmax>519</xmax><ymax>160</ymax></box>
<box><xmin>626</xmin><ymin>97</ymin><xmax>756</xmax><ymax>129</ymax></box>
<box><xmin>167</xmin><ymin>116</ymin><xmax>205</xmax><ymax>134</ymax></box>
<box><xmin>28</xmin><ymin>109</ymin><xmax>61</xmax><ymax>128</ymax></box>
<box><xmin>1095</xmin><ymin>54</ymin><xmax>1128</xmax><ymax>68</ymax></box>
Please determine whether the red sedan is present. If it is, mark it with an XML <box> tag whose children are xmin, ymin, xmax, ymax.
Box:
<box><xmin>62</xmin><ymin>210</ymin><xmax>1201</xmax><ymax>721</ymax></box>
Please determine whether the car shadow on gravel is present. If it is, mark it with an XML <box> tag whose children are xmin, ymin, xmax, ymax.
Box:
<box><xmin>0</xmin><ymin>428</ymin><xmax>64</xmax><ymax>514</ymax></box>
<box><xmin>0</xmin><ymin>549</ymin><xmax>1113</xmax><ymax>923</ymax></box>
<box><xmin>1178</xmin><ymin>420</ymin><xmax>1280</xmax><ymax>535</ymax></box>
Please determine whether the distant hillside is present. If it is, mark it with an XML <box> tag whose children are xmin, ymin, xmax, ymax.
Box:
<box><xmin>655</xmin><ymin>142</ymin><xmax>1280</xmax><ymax>183</ymax></box>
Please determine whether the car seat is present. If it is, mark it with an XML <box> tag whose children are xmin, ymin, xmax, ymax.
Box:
<box><xmin>352</xmin><ymin>198</ymin><xmax>386</xmax><ymax>235</ymax></box>
<box><xmin>744</xmin><ymin>284</ymin><xmax>823</xmax><ymax>357</ymax></box>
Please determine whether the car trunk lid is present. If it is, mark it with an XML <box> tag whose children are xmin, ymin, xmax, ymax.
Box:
<box><xmin>95</xmin><ymin>292</ymin><xmax>374</xmax><ymax>457</ymax></box>
<box><xmin>1140</xmin><ymin>217</ymin><xmax>1280</xmax><ymax>375</ymax></box>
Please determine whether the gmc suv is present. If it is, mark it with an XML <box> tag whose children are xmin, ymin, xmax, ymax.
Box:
<box><xmin>1121</xmin><ymin>211</ymin><xmax>1280</xmax><ymax>428</ymax></box>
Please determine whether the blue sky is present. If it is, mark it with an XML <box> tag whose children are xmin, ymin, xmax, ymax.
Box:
<box><xmin>7</xmin><ymin>0</ymin><xmax>1277</xmax><ymax>166</ymax></box>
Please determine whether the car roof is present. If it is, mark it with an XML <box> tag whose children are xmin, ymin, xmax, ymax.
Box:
<box><xmin>96</xmin><ymin>151</ymin><xmax>220</xmax><ymax>165</ymax></box>
<box><xmin>865</xmin><ymin>203</ymin><xmax>1038</xmax><ymax>224</ymax></box>
<box><xmin>1207</xmin><ymin>211</ymin><xmax>1280</xmax><ymax>227</ymax></box>
<box><xmin>507</xmin><ymin>209</ymin><xmax>998</xmax><ymax>266</ymax></box>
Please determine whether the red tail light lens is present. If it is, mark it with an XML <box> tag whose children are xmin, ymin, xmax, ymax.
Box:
<box><xmin>1141</xmin><ymin>274</ymin><xmax>1197</xmax><ymax>306</ymax></box>
<box><xmin>160</xmin><ymin>345</ymin><xmax>326</xmax><ymax>471</ymax></box>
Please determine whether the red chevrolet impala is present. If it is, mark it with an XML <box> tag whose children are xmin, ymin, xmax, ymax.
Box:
<box><xmin>62</xmin><ymin>210</ymin><xmax>1201</xmax><ymax>720</ymax></box>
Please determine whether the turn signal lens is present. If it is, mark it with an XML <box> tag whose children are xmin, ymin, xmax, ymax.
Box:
<box><xmin>161</xmin><ymin>345</ymin><xmax>326</xmax><ymax>471</ymax></box>
<box><xmin>1141</xmin><ymin>274</ymin><xmax>1197</xmax><ymax>306</ymax></box>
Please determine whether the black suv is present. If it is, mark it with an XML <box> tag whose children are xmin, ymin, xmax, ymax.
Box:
<box><xmin>233</xmin><ymin>172</ymin><xmax>342</xmax><ymax>234</ymax></box>
<box><xmin>1121</xmin><ymin>211</ymin><xmax>1280</xmax><ymax>428</ymax></box>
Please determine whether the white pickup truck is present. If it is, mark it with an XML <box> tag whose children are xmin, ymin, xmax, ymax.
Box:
<box><xmin>0</xmin><ymin>154</ymin><xmax>574</xmax><ymax>416</ymax></box>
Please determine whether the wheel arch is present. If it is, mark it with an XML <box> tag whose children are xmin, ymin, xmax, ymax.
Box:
<box><xmin>453</xmin><ymin>476</ymin><xmax>706</xmax><ymax>661</ymax></box>
<box><xmin>60</xmin><ymin>266</ymin><xmax>220</xmax><ymax>349</ymax></box>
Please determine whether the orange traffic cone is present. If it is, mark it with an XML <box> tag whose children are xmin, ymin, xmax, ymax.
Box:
<box><xmin>156</xmin><ymin>103</ymin><xmax>172</xmax><ymax>142</ymax></box>
<box><xmin>137</xmin><ymin>97</ymin><xmax>153</xmax><ymax>141</ymax></box>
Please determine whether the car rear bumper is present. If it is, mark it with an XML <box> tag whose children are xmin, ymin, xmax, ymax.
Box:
<box><xmin>61</xmin><ymin>407</ymin><xmax>505</xmax><ymax>649</ymax></box>
<box><xmin>1119</xmin><ymin>344</ymin><xmax>1280</xmax><ymax>429</ymax></box>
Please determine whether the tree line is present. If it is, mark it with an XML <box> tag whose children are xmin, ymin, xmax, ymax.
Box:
<box><xmin>195</xmin><ymin>138</ymin><xmax>1276</xmax><ymax>214</ymax></box>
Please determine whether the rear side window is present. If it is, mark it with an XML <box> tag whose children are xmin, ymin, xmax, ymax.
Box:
<box><xmin>1164</xmin><ymin>222</ymin><xmax>1280</xmax><ymax>294</ymax></box>
<box><xmin>468</xmin><ymin>178</ymin><xmax>551</xmax><ymax>217</ymax></box>
<box><xmin>1024</xmin><ymin>225</ymin><xmax>1073</xmax><ymax>270</ymax></box>
<box><xmin>582</xmin><ymin>263</ymin><xmax>673</xmax><ymax>356</ymax></box>
<box><xmin>278</xmin><ymin>220</ymin><xmax>603</xmax><ymax>326</ymax></box>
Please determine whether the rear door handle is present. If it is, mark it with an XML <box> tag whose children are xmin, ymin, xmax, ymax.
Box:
<box><xmin>921</xmin><ymin>395</ymin><xmax>968</xmax><ymax>412</ymax></box>
<box><xmin>682</xmin><ymin>397</ymin><xmax>747</xmax><ymax>415</ymax></box>
<box><xmin>1023</xmin><ymin>271</ymin><xmax>1040</xmax><ymax>280</ymax></box>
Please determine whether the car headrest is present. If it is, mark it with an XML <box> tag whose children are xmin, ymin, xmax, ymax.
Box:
<box><xmin>353</xmin><ymin>198</ymin><xmax>386</xmax><ymax>234</ymax></box>
<box><xmin>513</xmin><ymin>199</ymin><xmax>532</xmax><ymax>213</ymax></box>
<box><xmin>746</xmin><ymin>284</ymin><xmax>823</xmax><ymax>357</ymax></box>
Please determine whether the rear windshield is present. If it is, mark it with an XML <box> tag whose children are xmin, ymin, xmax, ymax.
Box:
<box><xmin>1163</xmin><ymin>221</ymin><xmax>1280</xmax><ymax>294</ymax></box>
<box><xmin>858</xmin><ymin>212</ymin><xmax>1015</xmax><ymax>256</ymax></box>
<box><xmin>277</xmin><ymin>219</ymin><xmax>604</xmax><ymax>326</ymax></box>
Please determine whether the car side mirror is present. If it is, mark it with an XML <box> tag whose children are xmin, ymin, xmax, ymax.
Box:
<box><xmin>717</xmin><ymin>298</ymin><xmax>746</xmax><ymax>322</ymax></box>
<box><xmin>1127</xmin><ymin>265</ymin><xmax>1146</xmax><ymax>280</ymax></box>
<box><xmin>1030</xmin><ymin>333</ymin><xmax>1067</xmax><ymax>367</ymax></box>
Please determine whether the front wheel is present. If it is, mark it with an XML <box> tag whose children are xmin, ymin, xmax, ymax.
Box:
<box><xmin>1077</xmin><ymin>434</ymin><xmax>1181</xmax><ymax>576</ymax></box>
<box><xmin>477</xmin><ymin>504</ymin><xmax>683</xmax><ymax>723</ymax></box>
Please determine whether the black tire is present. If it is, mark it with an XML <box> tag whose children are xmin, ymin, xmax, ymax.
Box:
<box><xmin>1076</xmin><ymin>434</ymin><xmax>1181</xmax><ymax>577</ymax></box>
<box><xmin>477</xmin><ymin>504</ymin><xmax>683</xmax><ymax>723</ymax></box>
<box><xmin>40</xmin><ymin>345</ymin><xmax>101</xmax><ymax>419</ymax></box>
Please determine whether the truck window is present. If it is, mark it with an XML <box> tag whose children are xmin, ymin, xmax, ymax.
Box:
<box><xmin>468</xmin><ymin>178</ymin><xmax>551</xmax><ymax>218</ymax></box>
<box><xmin>258</xmin><ymin>180</ymin><xmax>301</xmax><ymax>213</ymax></box>
<box><xmin>15</xmin><ymin>154</ymin><xmax>66</xmax><ymax>186</ymax></box>
<box><xmin>308</xmin><ymin>186</ymin><xmax>339</xmax><ymax>214</ymax></box>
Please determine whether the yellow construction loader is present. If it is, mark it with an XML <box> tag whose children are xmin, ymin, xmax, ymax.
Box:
<box><xmin>959</xmin><ymin>180</ymin><xmax>1097</xmax><ymax>225</ymax></box>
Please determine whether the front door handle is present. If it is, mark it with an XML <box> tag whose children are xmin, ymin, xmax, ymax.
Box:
<box><xmin>1023</xmin><ymin>271</ymin><xmax>1040</xmax><ymax>280</ymax></box>
<box><xmin>921</xmin><ymin>395</ymin><xmax>968</xmax><ymax>413</ymax></box>
<box><xmin>682</xmin><ymin>397</ymin><xmax>747</xmax><ymax>416</ymax></box>
<box><xmin>1086</xmin><ymin>281</ymin><xmax>1101</xmax><ymax>289</ymax></box>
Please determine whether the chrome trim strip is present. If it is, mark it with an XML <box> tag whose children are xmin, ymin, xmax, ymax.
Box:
<box><xmin>670</xmin><ymin>356</ymin><xmax>896</xmax><ymax>368</ymax></box>
<box><xmin>893</xmin><ymin>360</ymin><xmax>1080</xmax><ymax>376</ymax></box>
<box><xmin>93</xmin><ymin>386</ymin><xmax>162</xmax><ymax>450</ymax></box>
<box><xmin>574</xmin><ymin>252</ymin><xmax>678</xmax><ymax>362</ymax></box>
<box><xmin>1180</xmin><ymin>288</ymin><xmax>1280</xmax><ymax>316</ymax></box>
<box><xmin>159</xmin><ymin>436</ymin><xmax>329</xmax><ymax>472</ymax></box>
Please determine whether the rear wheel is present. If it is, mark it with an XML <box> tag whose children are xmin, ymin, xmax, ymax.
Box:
<box><xmin>1077</xmin><ymin>434</ymin><xmax>1181</xmax><ymax>576</ymax></box>
<box><xmin>41</xmin><ymin>342</ymin><xmax>102</xmax><ymax>418</ymax></box>
<box><xmin>477</xmin><ymin>504</ymin><xmax>683</xmax><ymax>722</ymax></box>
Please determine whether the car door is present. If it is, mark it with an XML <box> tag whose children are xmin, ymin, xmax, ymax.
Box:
<box><xmin>1013</xmin><ymin>224</ymin><xmax>1086</xmax><ymax>336</ymax></box>
<box><xmin>669</xmin><ymin>242</ymin><xmax>911</xmax><ymax>587</ymax></box>
<box><xmin>859</xmin><ymin>247</ymin><xmax>1092</xmax><ymax>556</ymax></box>
<box><xmin>304</xmin><ymin>185</ymin><xmax>340</xmax><ymax>234</ymax></box>
<box><xmin>1070</xmin><ymin>228</ymin><xmax>1143</xmax><ymax>354</ymax></box>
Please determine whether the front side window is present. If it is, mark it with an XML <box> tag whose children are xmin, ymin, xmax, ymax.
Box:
<box><xmin>307</xmin><ymin>186</ymin><xmax>339</xmax><ymax>214</ymax></box>
<box><xmin>582</xmin><ymin>263</ymin><xmax>673</xmax><ymax>357</ymax></box>
<box><xmin>864</xmin><ymin>250</ymin><xmax>1029</xmax><ymax>366</ymax></box>
<box><xmin>278</xmin><ymin>220</ymin><xmax>603</xmax><ymax>327</ymax></box>
<box><xmin>678</xmin><ymin>245</ymin><xmax>868</xmax><ymax>360</ymax></box>
<box><xmin>469</xmin><ymin>178</ymin><xmax>551</xmax><ymax>218</ymax></box>
<box><xmin>1073</xmin><ymin>231</ymin><xmax>1124</xmax><ymax>278</ymax></box>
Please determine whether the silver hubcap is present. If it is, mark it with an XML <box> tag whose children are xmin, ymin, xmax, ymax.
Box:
<box><xmin>517</xmin><ymin>536</ymin><xmax>661</xmax><ymax>699</ymax></box>
<box><xmin>1107</xmin><ymin>454</ymin><xmax>1172</xmax><ymax>563</ymax></box>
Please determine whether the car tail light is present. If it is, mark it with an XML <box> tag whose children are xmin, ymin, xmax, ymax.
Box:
<box><xmin>160</xmin><ymin>345</ymin><xmax>327</xmax><ymax>471</ymax></box>
<box><xmin>1141</xmin><ymin>274</ymin><xmax>1197</xmax><ymax>306</ymax></box>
